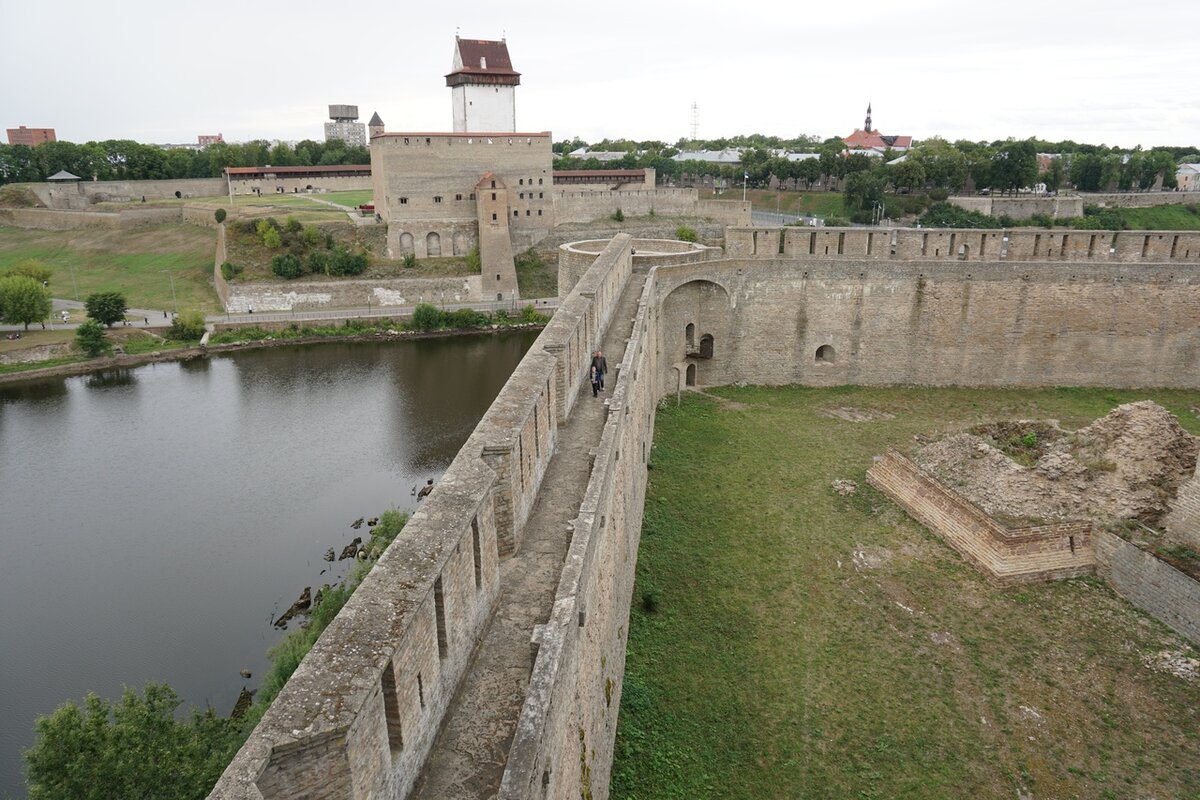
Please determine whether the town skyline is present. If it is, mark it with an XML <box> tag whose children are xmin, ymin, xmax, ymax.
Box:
<box><xmin>2</xmin><ymin>0</ymin><xmax>1198</xmax><ymax>150</ymax></box>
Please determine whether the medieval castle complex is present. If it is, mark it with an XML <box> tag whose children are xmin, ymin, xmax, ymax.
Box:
<box><xmin>200</xmin><ymin>37</ymin><xmax>1200</xmax><ymax>800</ymax></box>
<box><xmin>370</xmin><ymin>37</ymin><xmax>746</xmax><ymax>300</ymax></box>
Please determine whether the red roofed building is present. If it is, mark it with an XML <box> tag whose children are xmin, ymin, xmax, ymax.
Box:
<box><xmin>842</xmin><ymin>104</ymin><xmax>912</xmax><ymax>155</ymax></box>
<box><xmin>447</xmin><ymin>36</ymin><xmax>520</xmax><ymax>133</ymax></box>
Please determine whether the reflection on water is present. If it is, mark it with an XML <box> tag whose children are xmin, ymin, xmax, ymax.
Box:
<box><xmin>0</xmin><ymin>331</ymin><xmax>537</xmax><ymax>798</ymax></box>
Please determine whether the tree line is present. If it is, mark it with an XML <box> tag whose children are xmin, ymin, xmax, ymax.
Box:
<box><xmin>0</xmin><ymin>138</ymin><xmax>371</xmax><ymax>186</ymax></box>
<box><xmin>552</xmin><ymin>135</ymin><xmax>1196</xmax><ymax>196</ymax></box>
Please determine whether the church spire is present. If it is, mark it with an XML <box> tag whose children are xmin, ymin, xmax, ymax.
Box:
<box><xmin>865</xmin><ymin>102</ymin><xmax>873</xmax><ymax>133</ymax></box>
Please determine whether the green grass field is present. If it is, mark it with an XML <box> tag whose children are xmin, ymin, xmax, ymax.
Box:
<box><xmin>614</xmin><ymin>385</ymin><xmax>1200</xmax><ymax>800</ymax></box>
<box><xmin>0</xmin><ymin>224</ymin><xmax>221</xmax><ymax>312</ymax></box>
<box><xmin>316</xmin><ymin>190</ymin><xmax>374</xmax><ymax>209</ymax></box>
<box><xmin>1111</xmin><ymin>203</ymin><xmax>1200</xmax><ymax>230</ymax></box>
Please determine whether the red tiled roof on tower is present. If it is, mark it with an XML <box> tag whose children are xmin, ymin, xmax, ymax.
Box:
<box><xmin>447</xmin><ymin>38</ymin><xmax>521</xmax><ymax>85</ymax></box>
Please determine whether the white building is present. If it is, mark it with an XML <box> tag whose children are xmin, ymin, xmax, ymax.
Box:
<box><xmin>447</xmin><ymin>37</ymin><xmax>519</xmax><ymax>133</ymax></box>
<box><xmin>1177</xmin><ymin>164</ymin><xmax>1200</xmax><ymax>192</ymax></box>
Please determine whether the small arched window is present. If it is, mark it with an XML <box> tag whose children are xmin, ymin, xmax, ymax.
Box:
<box><xmin>685</xmin><ymin>323</ymin><xmax>695</xmax><ymax>347</ymax></box>
<box><xmin>816</xmin><ymin>344</ymin><xmax>836</xmax><ymax>363</ymax></box>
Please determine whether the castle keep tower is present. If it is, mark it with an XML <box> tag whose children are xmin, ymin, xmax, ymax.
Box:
<box><xmin>447</xmin><ymin>37</ymin><xmax>520</xmax><ymax>132</ymax></box>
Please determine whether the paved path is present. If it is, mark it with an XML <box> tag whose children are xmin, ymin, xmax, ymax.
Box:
<box><xmin>410</xmin><ymin>273</ymin><xmax>647</xmax><ymax>800</ymax></box>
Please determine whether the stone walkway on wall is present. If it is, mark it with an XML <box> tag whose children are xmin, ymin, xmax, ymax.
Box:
<box><xmin>410</xmin><ymin>273</ymin><xmax>647</xmax><ymax>800</ymax></box>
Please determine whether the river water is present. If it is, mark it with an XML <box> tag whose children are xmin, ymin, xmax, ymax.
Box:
<box><xmin>0</xmin><ymin>331</ymin><xmax>538</xmax><ymax>798</ymax></box>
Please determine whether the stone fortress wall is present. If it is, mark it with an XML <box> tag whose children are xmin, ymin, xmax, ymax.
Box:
<box><xmin>209</xmin><ymin>225</ymin><xmax>1200</xmax><ymax>800</ymax></box>
<box><xmin>949</xmin><ymin>190</ymin><xmax>1200</xmax><ymax>220</ymax></box>
<box><xmin>21</xmin><ymin>177</ymin><xmax>228</xmax><ymax>209</ymax></box>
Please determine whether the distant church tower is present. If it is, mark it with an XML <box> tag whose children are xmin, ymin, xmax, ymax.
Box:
<box><xmin>368</xmin><ymin>111</ymin><xmax>384</xmax><ymax>142</ymax></box>
<box><xmin>446</xmin><ymin>36</ymin><xmax>520</xmax><ymax>132</ymax></box>
<box><xmin>864</xmin><ymin>103</ymin><xmax>873</xmax><ymax>133</ymax></box>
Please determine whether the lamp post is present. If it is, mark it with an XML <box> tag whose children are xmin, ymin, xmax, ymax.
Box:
<box><xmin>70</xmin><ymin>264</ymin><xmax>79</xmax><ymax>301</ymax></box>
<box><xmin>159</xmin><ymin>270</ymin><xmax>177</xmax><ymax>314</ymax></box>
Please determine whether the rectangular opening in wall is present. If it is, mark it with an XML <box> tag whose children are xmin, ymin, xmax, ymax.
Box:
<box><xmin>433</xmin><ymin>577</ymin><xmax>448</xmax><ymax>658</ymax></box>
<box><xmin>472</xmin><ymin>517</ymin><xmax>482</xmax><ymax>589</ymax></box>
<box><xmin>1170</xmin><ymin>235</ymin><xmax>1179</xmax><ymax>258</ymax></box>
<box><xmin>417</xmin><ymin>672</ymin><xmax>425</xmax><ymax>709</ymax></box>
<box><xmin>778</xmin><ymin>230</ymin><xmax>785</xmax><ymax>255</ymax></box>
<box><xmin>837</xmin><ymin>232</ymin><xmax>845</xmax><ymax>255</ymax></box>
<box><xmin>1033</xmin><ymin>234</ymin><xmax>1041</xmax><ymax>257</ymax></box>
<box><xmin>809</xmin><ymin>231</ymin><xmax>816</xmax><ymax>255</ymax></box>
<box><xmin>1060</xmin><ymin>234</ymin><xmax>1069</xmax><ymax>258</ymax></box>
<box><xmin>948</xmin><ymin>233</ymin><xmax>956</xmax><ymax>255</ymax></box>
<box><xmin>921</xmin><ymin>233</ymin><xmax>928</xmax><ymax>256</ymax></box>
<box><xmin>1087</xmin><ymin>234</ymin><xmax>1096</xmax><ymax>257</ymax></box>
<box><xmin>1142</xmin><ymin>235</ymin><xmax>1150</xmax><ymax>257</ymax></box>
<box><xmin>979</xmin><ymin>233</ymin><xmax>987</xmax><ymax>258</ymax></box>
<box><xmin>381</xmin><ymin>660</ymin><xmax>403</xmax><ymax>755</ymax></box>
<box><xmin>866</xmin><ymin>232</ymin><xmax>874</xmax><ymax>256</ymax></box>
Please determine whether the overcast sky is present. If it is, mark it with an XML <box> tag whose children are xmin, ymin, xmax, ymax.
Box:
<box><xmin>2</xmin><ymin>0</ymin><xmax>1197</xmax><ymax>149</ymax></box>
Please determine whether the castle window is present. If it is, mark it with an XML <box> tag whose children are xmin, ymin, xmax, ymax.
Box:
<box><xmin>492</xmin><ymin>213</ymin><xmax>497</xmax><ymax>221</ymax></box>
<box><xmin>519</xmin><ymin>193</ymin><xmax>524</xmax><ymax>199</ymax></box>
<box><xmin>519</xmin><ymin>179</ymin><xmax>524</xmax><ymax>185</ymax></box>
<box><xmin>491</xmin><ymin>193</ymin><xmax>496</xmax><ymax>201</ymax></box>
<box><xmin>469</xmin><ymin>193</ymin><xmax>475</xmax><ymax>200</ymax></box>
<box><xmin>538</xmin><ymin>178</ymin><xmax>543</xmax><ymax>185</ymax></box>
<box><xmin>455</xmin><ymin>194</ymin><xmax>463</xmax><ymax>201</ymax></box>
<box><xmin>399</xmin><ymin>197</ymin><xmax>408</xmax><ymax>205</ymax></box>
<box><xmin>514</xmin><ymin>210</ymin><xmax>519</xmax><ymax>217</ymax></box>
<box><xmin>539</xmin><ymin>192</ymin><xmax>543</xmax><ymax>199</ymax></box>
<box><xmin>433</xmin><ymin>196</ymin><xmax>442</xmax><ymax>204</ymax></box>
<box><xmin>816</xmin><ymin>345</ymin><xmax>836</xmax><ymax>364</ymax></box>
<box><xmin>538</xmin><ymin>210</ymin><xmax>542</xmax><ymax>216</ymax></box>
<box><xmin>403</xmin><ymin>137</ymin><xmax>409</xmax><ymax>145</ymax></box>
<box><xmin>491</xmin><ymin>180</ymin><xmax>496</xmax><ymax>189</ymax></box>
<box><xmin>526</xmin><ymin>210</ymin><xmax>530</xmax><ymax>216</ymax></box>
<box><xmin>426</xmin><ymin>137</ymin><xmax>431</xmax><ymax>145</ymax></box>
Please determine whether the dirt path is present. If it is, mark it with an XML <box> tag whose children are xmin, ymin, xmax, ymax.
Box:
<box><xmin>410</xmin><ymin>273</ymin><xmax>647</xmax><ymax>799</ymax></box>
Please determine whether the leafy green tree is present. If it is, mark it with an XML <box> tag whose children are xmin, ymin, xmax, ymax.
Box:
<box><xmin>85</xmin><ymin>292</ymin><xmax>128</xmax><ymax>327</ymax></box>
<box><xmin>842</xmin><ymin>171</ymin><xmax>886</xmax><ymax>215</ymax></box>
<box><xmin>74</xmin><ymin>319</ymin><xmax>110</xmax><ymax>356</ymax></box>
<box><xmin>24</xmin><ymin>683</ymin><xmax>245</xmax><ymax>800</ymax></box>
<box><xmin>214</xmin><ymin>208</ymin><xmax>226</xmax><ymax>224</ymax></box>
<box><xmin>0</xmin><ymin>274</ymin><xmax>52</xmax><ymax>329</ymax></box>
<box><xmin>888</xmin><ymin>159</ymin><xmax>927</xmax><ymax>193</ymax></box>
<box><xmin>262</xmin><ymin>228</ymin><xmax>282</xmax><ymax>249</ymax></box>
<box><xmin>1044</xmin><ymin>158</ymin><xmax>1065</xmax><ymax>192</ymax></box>
<box><xmin>271</xmin><ymin>253</ymin><xmax>304</xmax><ymax>279</ymax></box>
<box><xmin>990</xmin><ymin>140</ymin><xmax>1038</xmax><ymax>195</ymax></box>
<box><xmin>5</xmin><ymin>258</ymin><xmax>53</xmax><ymax>285</ymax></box>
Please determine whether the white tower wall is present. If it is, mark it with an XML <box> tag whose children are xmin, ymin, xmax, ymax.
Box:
<box><xmin>452</xmin><ymin>84</ymin><xmax>517</xmax><ymax>133</ymax></box>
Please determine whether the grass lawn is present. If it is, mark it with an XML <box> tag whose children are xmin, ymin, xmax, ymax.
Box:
<box><xmin>516</xmin><ymin>250</ymin><xmax>557</xmax><ymax>299</ymax></box>
<box><xmin>316</xmin><ymin>190</ymin><xmax>374</xmax><ymax>209</ymax></box>
<box><xmin>715</xmin><ymin>188</ymin><xmax>845</xmax><ymax>218</ymax></box>
<box><xmin>1111</xmin><ymin>203</ymin><xmax>1200</xmax><ymax>230</ymax></box>
<box><xmin>0</xmin><ymin>224</ymin><xmax>221</xmax><ymax>312</ymax></box>
<box><xmin>0</xmin><ymin>328</ymin><xmax>74</xmax><ymax>353</ymax></box>
<box><xmin>615</xmin><ymin>385</ymin><xmax>1200</xmax><ymax>800</ymax></box>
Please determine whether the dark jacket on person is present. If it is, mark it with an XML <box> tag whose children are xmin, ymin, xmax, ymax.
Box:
<box><xmin>591</xmin><ymin>354</ymin><xmax>608</xmax><ymax>376</ymax></box>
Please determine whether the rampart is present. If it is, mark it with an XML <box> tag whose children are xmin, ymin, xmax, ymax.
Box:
<box><xmin>19</xmin><ymin>177</ymin><xmax>227</xmax><ymax>209</ymax></box>
<box><xmin>557</xmin><ymin>238</ymin><xmax>721</xmax><ymax>297</ymax></box>
<box><xmin>866</xmin><ymin>451</ymin><xmax>1095</xmax><ymax>585</ymax></box>
<box><xmin>0</xmin><ymin>203</ymin><xmax>235</xmax><ymax>231</ymax></box>
<box><xmin>948</xmin><ymin>191</ymin><xmax>1200</xmax><ymax>219</ymax></box>
<box><xmin>208</xmin><ymin>236</ymin><xmax>634</xmax><ymax>800</ymax></box>
<box><xmin>209</xmin><ymin>225</ymin><xmax>1200</xmax><ymax>800</ymax></box>
<box><xmin>221</xmin><ymin>275</ymin><xmax>485</xmax><ymax>313</ymax></box>
<box><xmin>1094</xmin><ymin>530</ymin><xmax>1200</xmax><ymax>644</ymax></box>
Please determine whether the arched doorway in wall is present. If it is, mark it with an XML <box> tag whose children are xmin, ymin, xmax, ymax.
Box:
<box><xmin>660</xmin><ymin>278</ymin><xmax>734</xmax><ymax>389</ymax></box>
<box><xmin>399</xmin><ymin>233</ymin><xmax>414</xmax><ymax>255</ymax></box>
<box><xmin>816</xmin><ymin>344</ymin><xmax>836</xmax><ymax>363</ymax></box>
<box><xmin>426</xmin><ymin>232</ymin><xmax>442</xmax><ymax>257</ymax></box>
<box><xmin>453</xmin><ymin>231</ymin><xmax>468</xmax><ymax>256</ymax></box>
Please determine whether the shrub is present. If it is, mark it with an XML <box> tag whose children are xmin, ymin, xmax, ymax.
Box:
<box><xmin>262</xmin><ymin>228</ymin><xmax>282</xmax><ymax>249</ymax></box>
<box><xmin>168</xmin><ymin>309</ymin><xmax>207</xmax><ymax>341</ymax></box>
<box><xmin>929</xmin><ymin>187</ymin><xmax>950</xmax><ymax>202</ymax></box>
<box><xmin>303</xmin><ymin>226</ymin><xmax>322</xmax><ymax>247</ymax></box>
<box><xmin>307</xmin><ymin>251</ymin><xmax>330</xmax><ymax>275</ymax></box>
<box><xmin>326</xmin><ymin>248</ymin><xmax>368</xmax><ymax>277</ymax></box>
<box><xmin>1029</xmin><ymin>212</ymin><xmax>1054</xmax><ymax>229</ymax></box>
<box><xmin>612</xmin><ymin>208</ymin><xmax>625</xmax><ymax>222</ymax></box>
<box><xmin>271</xmin><ymin>253</ymin><xmax>304</xmax><ymax>279</ymax></box>
<box><xmin>219</xmin><ymin>261</ymin><xmax>242</xmax><ymax>281</ymax></box>
<box><xmin>75</xmin><ymin>320</ymin><xmax>110</xmax><ymax>357</ymax></box>
<box><xmin>918</xmin><ymin>202</ymin><xmax>1001</xmax><ymax>229</ymax></box>
<box><xmin>284</xmin><ymin>216</ymin><xmax>303</xmax><ymax>234</ymax></box>
<box><xmin>823</xmin><ymin>215</ymin><xmax>850</xmax><ymax>227</ymax></box>
<box><xmin>465</xmin><ymin>247</ymin><xmax>481</xmax><ymax>271</ymax></box>
<box><xmin>325</xmin><ymin>232</ymin><xmax>335</xmax><ymax>249</ymax></box>
<box><xmin>402</xmin><ymin>253</ymin><xmax>418</xmax><ymax>269</ymax></box>
<box><xmin>446</xmin><ymin>308</ymin><xmax>488</xmax><ymax>328</ymax></box>
<box><xmin>214</xmin><ymin>208</ymin><xmax>226</xmax><ymax>224</ymax></box>
<box><xmin>675</xmin><ymin>225</ymin><xmax>698</xmax><ymax>242</ymax></box>
<box><xmin>411</xmin><ymin>303</ymin><xmax>442</xmax><ymax>330</ymax></box>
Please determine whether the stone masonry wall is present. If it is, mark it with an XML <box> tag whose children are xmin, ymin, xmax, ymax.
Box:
<box><xmin>1094</xmin><ymin>530</ymin><xmax>1200</xmax><ymax>645</ymax></box>
<box><xmin>21</xmin><ymin>177</ymin><xmax>227</xmax><ymax>209</ymax></box>
<box><xmin>500</xmin><ymin>243</ymin><xmax>655</xmax><ymax>800</ymax></box>
<box><xmin>866</xmin><ymin>451</ymin><xmax>1095</xmax><ymax>585</ymax></box>
<box><xmin>222</xmin><ymin>276</ymin><xmax>483</xmax><ymax>313</ymax></box>
<box><xmin>207</xmin><ymin>234</ymin><xmax>635</xmax><ymax>800</ymax></box>
<box><xmin>1164</xmin><ymin>463</ymin><xmax>1200</xmax><ymax>550</ymax></box>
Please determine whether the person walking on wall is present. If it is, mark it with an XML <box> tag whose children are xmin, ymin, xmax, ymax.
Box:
<box><xmin>590</xmin><ymin>364</ymin><xmax>601</xmax><ymax>398</ymax></box>
<box><xmin>591</xmin><ymin>350</ymin><xmax>608</xmax><ymax>390</ymax></box>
